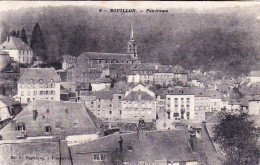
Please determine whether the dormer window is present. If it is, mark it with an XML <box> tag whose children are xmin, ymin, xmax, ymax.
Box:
<box><xmin>39</xmin><ymin>79</ymin><xmax>43</xmax><ymax>83</ymax></box>
<box><xmin>17</xmin><ymin>122</ymin><xmax>25</xmax><ymax>131</ymax></box>
<box><xmin>51</xmin><ymin>79</ymin><xmax>54</xmax><ymax>82</ymax></box>
<box><xmin>45</xmin><ymin>125</ymin><xmax>51</xmax><ymax>133</ymax></box>
<box><xmin>46</xmin><ymin>109</ymin><xmax>50</xmax><ymax>113</ymax></box>
<box><xmin>31</xmin><ymin>79</ymin><xmax>34</xmax><ymax>82</ymax></box>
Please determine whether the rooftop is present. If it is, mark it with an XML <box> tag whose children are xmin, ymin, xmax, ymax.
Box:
<box><xmin>78</xmin><ymin>52</ymin><xmax>136</xmax><ymax>61</ymax></box>
<box><xmin>18</xmin><ymin>67</ymin><xmax>61</xmax><ymax>83</ymax></box>
<box><xmin>0</xmin><ymin>37</ymin><xmax>31</xmax><ymax>50</ymax></box>
<box><xmin>70</xmin><ymin>129</ymin><xmax>198</xmax><ymax>163</ymax></box>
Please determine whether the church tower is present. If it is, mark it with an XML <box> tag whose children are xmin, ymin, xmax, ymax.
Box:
<box><xmin>127</xmin><ymin>25</ymin><xmax>138</xmax><ymax>60</ymax></box>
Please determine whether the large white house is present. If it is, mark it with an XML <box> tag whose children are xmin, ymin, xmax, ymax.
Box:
<box><xmin>166</xmin><ymin>89</ymin><xmax>195</xmax><ymax>120</ymax></box>
<box><xmin>0</xmin><ymin>36</ymin><xmax>33</xmax><ymax>64</ymax></box>
<box><xmin>17</xmin><ymin>68</ymin><xmax>61</xmax><ymax>104</ymax></box>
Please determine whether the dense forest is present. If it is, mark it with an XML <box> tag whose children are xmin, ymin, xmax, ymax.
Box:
<box><xmin>0</xmin><ymin>5</ymin><xmax>259</xmax><ymax>76</ymax></box>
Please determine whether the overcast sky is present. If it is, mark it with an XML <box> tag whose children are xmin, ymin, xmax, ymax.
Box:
<box><xmin>0</xmin><ymin>1</ymin><xmax>259</xmax><ymax>13</ymax></box>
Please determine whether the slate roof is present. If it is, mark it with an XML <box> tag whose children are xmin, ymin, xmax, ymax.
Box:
<box><xmin>78</xmin><ymin>52</ymin><xmax>136</xmax><ymax>61</ymax></box>
<box><xmin>70</xmin><ymin>129</ymin><xmax>198</xmax><ymax>163</ymax></box>
<box><xmin>112</xmin><ymin>81</ymin><xmax>130</xmax><ymax>94</ymax></box>
<box><xmin>90</xmin><ymin>91</ymin><xmax>114</xmax><ymax>100</ymax></box>
<box><xmin>0</xmin><ymin>100</ymin><xmax>98</xmax><ymax>139</ymax></box>
<box><xmin>123</xmin><ymin>91</ymin><xmax>155</xmax><ymax>101</ymax></box>
<box><xmin>18</xmin><ymin>68</ymin><xmax>61</xmax><ymax>83</ymax></box>
<box><xmin>0</xmin><ymin>94</ymin><xmax>19</xmax><ymax>107</ymax></box>
<box><xmin>91</xmin><ymin>78</ymin><xmax>112</xmax><ymax>84</ymax></box>
<box><xmin>0</xmin><ymin>139</ymin><xmax>71</xmax><ymax>165</ymax></box>
<box><xmin>0</xmin><ymin>50</ymin><xmax>9</xmax><ymax>55</ymax></box>
<box><xmin>0</xmin><ymin>37</ymin><xmax>31</xmax><ymax>50</ymax></box>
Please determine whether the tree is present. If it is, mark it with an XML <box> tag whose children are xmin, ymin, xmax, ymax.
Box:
<box><xmin>213</xmin><ymin>110</ymin><xmax>260</xmax><ymax>165</ymax></box>
<box><xmin>30</xmin><ymin>23</ymin><xmax>47</xmax><ymax>60</ymax></box>
<box><xmin>20</xmin><ymin>28</ymin><xmax>28</xmax><ymax>44</ymax></box>
<box><xmin>10</xmin><ymin>30</ymin><xmax>17</xmax><ymax>37</ymax></box>
<box><xmin>16</xmin><ymin>30</ymin><xmax>20</xmax><ymax>38</ymax></box>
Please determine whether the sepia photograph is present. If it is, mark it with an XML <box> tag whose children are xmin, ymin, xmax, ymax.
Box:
<box><xmin>0</xmin><ymin>1</ymin><xmax>260</xmax><ymax>164</ymax></box>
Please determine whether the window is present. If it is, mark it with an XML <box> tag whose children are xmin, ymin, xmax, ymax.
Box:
<box><xmin>65</xmin><ymin>109</ymin><xmax>69</xmax><ymax>114</ymax></box>
<box><xmin>33</xmin><ymin>91</ymin><xmax>37</xmax><ymax>96</ymax></box>
<box><xmin>92</xmin><ymin>153</ymin><xmax>107</xmax><ymax>161</ymax></box>
<box><xmin>21</xmin><ymin>91</ymin><xmax>24</xmax><ymax>96</ymax></box>
<box><xmin>17</xmin><ymin>123</ymin><xmax>25</xmax><ymax>131</ymax></box>
<box><xmin>46</xmin><ymin>109</ymin><xmax>50</xmax><ymax>113</ymax></box>
<box><xmin>187</xmin><ymin>112</ymin><xmax>190</xmax><ymax>117</ymax></box>
<box><xmin>45</xmin><ymin>126</ymin><xmax>51</xmax><ymax>132</ymax></box>
<box><xmin>33</xmin><ymin>110</ymin><xmax>38</xmax><ymax>120</ymax></box>
<box><xmin>74</xmin><ymin>123</ymin><xmax>78</xmax><ymax>128</ymax></box>
<box><xmin>55</xmin><ymin>122</ymin><xmax>61</xmax><ymax>128</ymax></box>
<box><xmin>109</xmin><ymin>111</ymin><xmax>112</xmax><ymax>115</ymax></box>
<box><xmin>174</xmin><ymin>113</ymin><xmax>179</xmax><ymax>117</ymax></box>
<box><xmin>118</xmin><ymin>96</ymin><xmax>122</xmax><ymax>100</ymax></box>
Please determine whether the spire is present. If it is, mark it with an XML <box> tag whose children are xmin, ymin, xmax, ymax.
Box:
<box><xmin>130</xmin><ymin>24</ymin><xmax>134</xmax><ymax>40</ymax></box>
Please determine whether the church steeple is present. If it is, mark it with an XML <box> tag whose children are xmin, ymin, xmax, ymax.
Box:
<box><xmin>127</xmin><ymin>25</ymin><xmax>138</xmax><ymax>60</ymax></box>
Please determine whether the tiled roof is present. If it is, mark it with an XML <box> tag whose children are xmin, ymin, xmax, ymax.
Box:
<box><xmin>0</xmin><ymin>100</ymin><xmax>97</xmax><ymax>139</ymax></box>
<box><xmin>70</xmin><ymin>129</ymin><xmax>198</xmax><ymax>163</ymax></box>
<box><xmin>123</xmin><ymin>91</ymin><xmax>155</xmax><ymax>101</ymax></box>
<box><xmin>78</xmin><ymin>52</ymin><xmax>136</xmax><ymax>61</ymax></box>
<box><xmin>0</xmin><ymin>37</ymin><xmax>31</xmax><ymax>50</ymax></box>
<box><xmin>18</xmin><ymin>68</ymin><xmax>61</xmax><ymax>83</ymax></box>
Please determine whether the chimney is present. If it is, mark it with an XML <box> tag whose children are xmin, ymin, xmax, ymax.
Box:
<box><xmin>118</xmin><ymin>136</ymin><xmax>123</xmax><ymax>163</ymax></box>
<box><xmin>137</xmin><ymin>127</ymin><xmax>147</xmax><ymax>142</ymax></box>
<box><xmin>138</xmin><ymin>94</ymin><xmax>141</xmax><ymax>101</ymax></box>
<box><xmin>189</xmin><ymin>128</ymin><xmax>197</xmax><ymax>152</ymax></box>
<box><xmin>137</xmin><ymin>119</ymin><xmax>146</xmax><ymax>142</ymax></box>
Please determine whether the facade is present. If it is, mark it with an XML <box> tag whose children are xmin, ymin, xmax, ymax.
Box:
<box><xmin>166</xmin><ymin>92</ymin><xmax>195</xmax><ymax>120</ymax></box>
<box><xmin>0</xmin><ymin>100</ymin><xmax>98</xmax><ymax>140</ymax></box>
<box><xmin>0</xmin><ymin>37</ymin><xmax>33</xmax><ymax>64</ymax></box>
<box><xmin>0</xmin><ymin>50</ymin><xmax>10</xmax><ymax>72</ymax></box>
<box><xmin>248</xmin><ymin>99</ymin><xmax>260</xmax><ymax>115</ymax></box>
<box><xmin>194</xmin><ymin>96</ymin><xmax>210</xmax><ymax>121</ymax></box>
<box><xmin>17</xmin><ymin>68</ymin><xmax>61</xmax><ymax>104</ymax></box>
<box><xmin>122</xmin><ymin>85</ymin><xmax>156</xmax><ymax>123</ymax></box>
<box><xmin>62</xmin><ymin>55</ymin><xmax>77</xmax><ymax>70</ymax></box>
<box><xmin>91</xmin><ymin>78</ymin><xmax>112</xmax><ymax>91</ymax></box>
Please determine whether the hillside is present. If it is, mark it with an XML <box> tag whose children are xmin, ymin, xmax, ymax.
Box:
<box><xmin>0</xmin><ymin>5</ymin><xmax>260</xmax><ymax>76</ymax></box>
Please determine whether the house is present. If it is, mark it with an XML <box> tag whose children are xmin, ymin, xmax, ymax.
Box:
<box><xmin>69</xmin><ymin>128</ymin><xmax>199</xmax><ymax>165</ymax></box>
<box><xmin>193</xmin><ymin>89</ymin><xmax>210</xmax><ymax>121</ymax></box>
<box><xmin>62</xmin><ymin>54</ymin><xmax>77</xmax><ymax>70</ymax></box>
<box><xmin>0</xmin><ymin>100</ymin><xmax>99</xmax><ymax>143</ymax></box>
<box><xmin>153</xmin><ymin>65</ymin><xmax>174</xmax><ymax>87</ymax></box>
<box><xmin>17</xmin><ymin>68</ymin><xmax>61</xmax><ymax>105</ymax></box>
<box><xmin>0</xmin><ymin>36</ymin><xmax>33</xmax><ymax>64</ymax></box>
<box><xmin>91</xmin><ymin>78</ymin><xmax>112</xmax><ymax>91</ymax></box>
<box><xmin>0</xmin><ymin>94</ymin><xmax>22</xmax><ymax>122</ymax></box>
<box><xmin>165</xmin><ymin>88</ymin><xmax>195</xmax><ymax>120</ymax></box>
<box><xmin>248</xmin><ymin>98</ymin><xmax>260</xmax><ymax>115</ymax></box>
<box><xmin>121</xmin><ymin>84</ymin><xmax>156</xmax><ymax>123</ymax></box>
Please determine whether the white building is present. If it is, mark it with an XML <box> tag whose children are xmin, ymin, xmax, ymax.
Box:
<box><xmin>0</xmin><ymin>36</ymin><xmax>33</xmax><ymax>64</ymax></box>
<box><xmin>166</xmin><ymin>92</ymin><xmax>195</xmax><ymax>120</ymax></box>
<box><xmin>248</xmin><ymin>99</ymin><xmax>260</xmax><ymax>115</ymax></box>
<box><xmin>17</xmin><ymin>68</ymin><xmax>61</xmax><ymax>105</ymax></box>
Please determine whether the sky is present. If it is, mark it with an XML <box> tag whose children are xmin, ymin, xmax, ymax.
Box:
<box><xmin>0</xmin><ymin>1</ymin><xmax>259</xmax><ymax>13</ymax></box>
